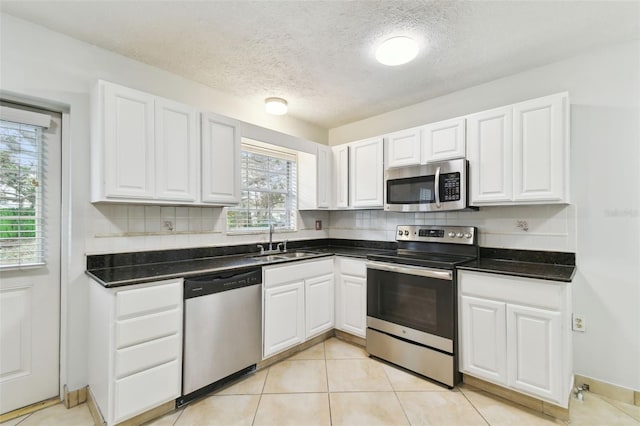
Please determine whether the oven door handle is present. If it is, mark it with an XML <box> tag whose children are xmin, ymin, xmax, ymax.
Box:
<box><xmin>366</xmin><ymin>261</ymin><xmax>452</xmax><ymax>280</ymax></box>
<box><xmin>435</xmin><ymin>166</ymin><xmax>441</xmax><ymax>208</ymax></box>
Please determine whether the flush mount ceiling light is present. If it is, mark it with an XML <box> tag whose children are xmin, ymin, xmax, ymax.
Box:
<box><xmin>375</xmin><ymin>36</ymin><xmax>419</xmax><ymax>66</ymax></box>
<box><xmin>265</xmin><ymin>97</ymin><xmax>288</xmax><ymax>115</ymax></box>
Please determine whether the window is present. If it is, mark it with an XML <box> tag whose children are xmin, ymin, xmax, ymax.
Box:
<box><xmin>227</xmin><ymin>141</ymin><xmax>297</xmax><ymax>232</ymax></box>
<box><xmin>0</xmin><ymin>106</ymin><xmax>50</xmax><ymax>267</ymax></box>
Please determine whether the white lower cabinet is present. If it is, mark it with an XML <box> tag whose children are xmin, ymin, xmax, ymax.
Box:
<box><xmin>89</xmin><ymin>278</ymin><xmax>183</xmax><ymax>425</ymax></box>
<box><xmin>334</xmin><ymin>257</ymin><xmax>367</xmax><ymax>338</ymax></box>
<box><xmin>263</xmin><ymin>258</ymin><xmax>334</xmax><ymax>358</ymax></box>
<box><xmin>458</xmin><ymin>271</ymin><xmax>572</xmax><ymax>407</ymax></box>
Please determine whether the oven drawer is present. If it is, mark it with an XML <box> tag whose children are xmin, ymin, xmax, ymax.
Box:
<box><xmin>366</xmin><ymin>328</ymin><xmax>455</xmax><ymax>387</ymax></box>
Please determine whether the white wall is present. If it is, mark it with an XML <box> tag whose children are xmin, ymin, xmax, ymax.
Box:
<box><xmin>328</xmin><ymin>40</ymin><xmax>640</xmax><ymax>391</ymax></box>
<box><xmin>0</xmin><ymin>13</ymin><xmax>328</xmax><ymax>392</ymax></box>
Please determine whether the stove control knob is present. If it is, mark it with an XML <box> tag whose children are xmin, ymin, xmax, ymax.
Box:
<box><xmin>398</xmin><ymin>230</ymin><xmax>403</xmax><ymax>236</ymax></box>
<box><xmin>456</xmin><ymin>232</ymin><xmax>464</xmax><ymax>238</ymax></box>
<box><xmin>404</xmin><ymin>230</ymin><xmax>410</xmax><ymax>236</ymax></box>
<box><xmin>464</xmin><ymin>232</ymin><xmax>472</xmax><ymax>239</ymax></box>
<box><xmin>448</xmin><ymin>232</ymin><xmax>456</xmax><ymax>238</ymax></box>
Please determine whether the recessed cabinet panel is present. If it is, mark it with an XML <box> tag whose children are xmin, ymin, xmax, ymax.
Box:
<box><xmin>103</xmin><ymin>84</ymin><xmax>155</xmax><ymax>199</ymax></box>
<box><xmin>467</xmin><ymin>106</ymin><xmax>513</xmax><ymax>204</ymax></box>
<box><xmin>339</xmin><ymin>275</ymin><xmax>366</xmax><ymax>338</ymax></box>
<box><xmin>201</xmin><ymin>113</ymin><xmax>241</xmax><ymax>205</ymax></box>
<box><xmin>155</xmin><ymin>99</ymin><xmax>199</xmax><ymax>201</ymax></box>
<box><xmin>507</xmin><ymin>304</ymin><xmax>562</xmax><ymax>402</ymax></box>
<box><xmin>385</xmin><ymin>128</ymin><xmax>421</xmax><ymax>168</ymax></box>
<box><xmin>460</xmin><ymin>296</ymin><xmax>507</xmax><ymax>384</ymax></box>
<box><xmin>333</xmin><ymin>145</ymin><xmax>349</xmax><ymax>208</ymax></box>
<box><xmin>349</xmin><ymin>138</ymin><xmax>384</xmax><ymax>208</ymax></box>
<box><xmin>422</xmin><ymin>117</ymin><xmax>466</xmax><ymax>163</ymax></box>
<box><xmin>263</xmin><ymin>282</ymin><xmax>305</xmax><ymax>358</ymax></box>
<box><xmin>305</xmin><ymin>274</ymin><xmax>335</xmax><ymax>338</ymax></box>
<box><xmin>513</xmin><ymin>94</ymin><xmax>567</xmax><ymax>202</ymax></box>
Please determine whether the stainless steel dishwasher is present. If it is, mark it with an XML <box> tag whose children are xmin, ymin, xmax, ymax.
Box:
<box><xmin>178</xmin><ymin>267</ymin><xmax>262</xmax><ymax>406</ymax></box>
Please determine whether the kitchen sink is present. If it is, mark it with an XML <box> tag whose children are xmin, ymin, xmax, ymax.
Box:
<box><xmin>273</xmin><ymin>251</ymin><xmax>312</xmax><ymax>259</ymax></box>
<box><xmin>247</xmin><ymin>251</ymin><xmax>319</xmax><ymax>262</ymax></box>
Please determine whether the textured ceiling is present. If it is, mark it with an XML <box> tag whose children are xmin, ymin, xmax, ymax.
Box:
<box><xmin>1</xmin><ymin>1</ymin><xmax>639</xmax><ymax>128</ymax></box>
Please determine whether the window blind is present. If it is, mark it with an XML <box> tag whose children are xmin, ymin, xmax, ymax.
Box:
<box><xmin>0</xmin><ymin>109</ymin><xmax>47</xmax><ymax>268</ymax></box>
<box><xmin>227</xmin><ymin>142</ymin><xmax>297</xmax><ymax>232</ymax></box>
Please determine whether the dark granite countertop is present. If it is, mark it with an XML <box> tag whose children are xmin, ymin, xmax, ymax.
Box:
<box><xmin>457</xmin><ymin>247</ymin><xmax>576</xmax><ymax>282</ymax></box>
<box><xmin>86</xmin><ymin>239</ymin><xmax>397</xmax><ymax>288</ymax></box>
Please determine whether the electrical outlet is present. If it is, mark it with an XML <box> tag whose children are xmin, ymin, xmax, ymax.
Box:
<box><xmin>572</xmin><ymin>314</ymin><xmax>586</xmax><ymax>332</ymax></box>
<box><xmin>315</xmin><ymin>220</ymin><xmax>322</xmax><ymax>230</ymax></box>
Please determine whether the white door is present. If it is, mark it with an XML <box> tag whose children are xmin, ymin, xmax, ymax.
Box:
<box><xmin>512</xmin><ymin>93</ymin><xmax>568</xmax><ymax>203</ymax></box>
<box><xmin>421</xmin><ymin>117</ymin><xmax>466</xmax><ymax>163</ymax></box>
<box><xmin>263</xmin><ymin>282</ymin><xmax>305</xmax><ymax>358</ymax></box>
<box><xmin>201</xmin><ymin>112</ymin><xmax>241</xmax><ymax>205</ymax></box>
<box><xmin>103</xmin><ymin>82</ymin><xmax>156</xmax><ymax>200</ymax></box>
<box><xmin>338</xmin><ymin>274</ymin><xmax>367</xmax><ymax>338</ymax></box>
<box><xmin>0</xmin><ymin>105</ymin><xmax>61</xmax><ymax>414</ymax></box>
<box><xmin>506</xmin><ymin>303</ymin><xmax>562</xmax><ymax>402</ymax></box>
<box><xmin>385</xmin><ymin>127</ymin><xmax>421</xmax><ymax>168</ymax></box>
<box><xmin>332</xmin><ymin>145</ymin><xmax>349</xmax><ymax>208</ymax></box>
<box><xmin>154</xmin><ymin>98</ymin><xmax>199</xmax><ymax>202</ymax></box>
<box><xmin>305</xmin><ymin>274</ymin><xmax>334</xmax><ymax>338</ymax></box>
<box><xmin>466</xmin><ymin>106</ymin><xmax>513</xmax><ymax>205</ymax></box>
<box><xmin>349</xmin><ymin>137</ymin><xmax>384</xmax><ymax>208</ymax></box>
<box><xmin>459</xmin><ymin>296</ymin><xmax>507</xmax><ymax>385</ymax></box>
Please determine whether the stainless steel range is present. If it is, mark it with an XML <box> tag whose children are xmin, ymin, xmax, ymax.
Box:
<box><xmin>365</xmin><ymin>225</ymin><xmax>478</xmax><ymax>388</ymax></box>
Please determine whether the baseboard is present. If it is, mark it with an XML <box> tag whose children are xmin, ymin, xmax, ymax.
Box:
<box><xmin>0</xmin><ymin>397</ymin><xmax>60</xmax><ymax>423</ymax></box>
<box><xmin>86</xmin><ymin>387</ymin><xmax>106</xmax><ymax>426</ymax></box>
<box><xmin>63</xmin><ymin>385</ymin><xmax>88</xmax><ymax>409</ymax></box>
<box><xmin>257</xmin><ymin>329</ymin><xmax>335</xmax><ymax>370</ymax></box>
<box><xmin>575</xmin><ymin>374</ymin><xmax>640</xmax><ymax>407</ymax></box>
<box><xmin>334</xmin><ymin>329</ymin><xmax>366</xmax><ymax>347</ymax></box>
<box><xmin>462</xmin><ymin>374</ymin><xmax>570</xmax><ymax>421</ymax></box>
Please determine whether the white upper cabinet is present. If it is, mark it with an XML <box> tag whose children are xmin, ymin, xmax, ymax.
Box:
<box><xmin>385</xmin><ymin>127</ymin><xmax>422</xmax><ymax>168</ymax></box>
<box><xmin>92</xmin><ymin>80</ymin><xmax>240</xmax><ymax>206</ymax></box>
<box><xmin>155</xmin><ymin>98</ymin><xmax>199</xmax><ymax>202</ymax></box>
<box><xmin>200</xmin><ymin>113</ymin><xmax>241</xmax><ymax>205</ymax></box>
<box><xmin>317</xmin><ymin>145</ymin><xmax>332</xmax><ymax>208</ymax></box>
<box><xmin>467</xmin><ymin>92</ymin><xmax>569</xmax><ymax>206</ymax></box>
<box><xmin>100</xmin><ymin>82</ymin><xmax>156</xmax><ymax>200</ymax></box>
<box><xmin>332</xmin><ymin>144</ymin><xmax>349</xmax><ymax>208</ymax></box>
<box><xmin>467</xmin><ymin>106</ymin><xmax>514</xmax><ymax>204</ymax></box>
<box><xmin>349</xmin><ymin>137</ymin><xmax>384</xmax><ymax>208</ymax></box>
<box><xmin>421</xmin><ymin>117</ymin><xmax>466</xmax><ymax>163</ymax></box>
<box><xmin>512</xmin><ymin>94</ymin><xmax>569</xmax><ymax>203</ymax></box>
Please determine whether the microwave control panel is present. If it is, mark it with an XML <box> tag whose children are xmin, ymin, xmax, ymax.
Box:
<box><xmin>441</xmin><ymin>173</ymin><xmax>461</xmax><ymax>202</ymax></box>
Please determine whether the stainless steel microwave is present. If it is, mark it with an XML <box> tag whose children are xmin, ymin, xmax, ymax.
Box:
<box><xmin>384</xmin><ymin>159</ymin><xmax>471</xmax><ymax>212</ymax></box>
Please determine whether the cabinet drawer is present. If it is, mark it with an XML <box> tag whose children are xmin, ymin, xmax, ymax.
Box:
<box><xmin>459</xmin><ymin>271</ymin><xmax>565</xmax><ymax>310</ymax></box>
<box><xmin>116</xmin><ymin>279</ymin><xmax>181</xmax><ymax>319</ymax></box>
<box><xmin>338</xmin><ymin>257</ymin><xmax>366</xmax><ymax>277</ymax></box>
<box><xmin>115</xmin><ymin>309</ymin><xmax>180</xmax><ymax>349</ymax></box>
<box><xmin>115</xmin><ymin>334</ymin><xmax>180</xmax><ymax>379</ymax></box>
<box><xmin>113</xmin><ymin>360</ymin><xmax>180</xmax><ymax>423</ymax></box>
<box><xmin>264</xmin><ymin>258</ymin><xmax>333</xmax><ymax>288</ymax></box>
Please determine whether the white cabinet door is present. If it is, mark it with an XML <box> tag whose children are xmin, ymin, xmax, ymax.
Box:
<box><xmin>421</xmin><ymin>117</ymin><xmax>466</xmax><ymax>163</ymax></box>
<box><xmin>305</xmin><ymin>274</ymin><xmax>334</xmax><ymax>338</ymax></box>
<box><xmin>103</xmin><ymin>83</ymin><xmax>155</xmax><ymax>199</ymax></box>
<box><xmin>201</xmin><ymin>113</ymin><xmax>241</xmax><ymax>205</ymax></box>
<box><xmin>154</xmin><ymin>98</ymin><xmax>199</xmax><ymax>202</ymax></box>
<box><xmin>513</xmin><ymin>93</ymin><xmax>568</xmax><ymax>203</ymax></box>
<box><xmin>338</xmin><ymin>275</ymin><xmax>367</xmax><ymax>338</ymax></box>
<box><xmin>333</xmin><ymin>144</ymin><xmax>349</xmax><ymax>208</ymax></box>
<box><xmin>349</xmin><ymin>137</ymin><xmax>384</xmax><ymax>208</ymax></box>
<box><xmin>460</xmin><ymin>296</ymin><xmax>508</xmax><ymax>385</ymax></box>
<box><xmin>263</xmin><ymin>282</ymin><xmax>305</xmax><ymax>358</ymax></box>
<box><xmin>506</xmin><ymin>304</ymin><xmax>562</xmax><ymax>402</ymax></box>
<box><xmin>317</xmin><ymin>145</ymin><xmax>332</xmax><ymax>208</ymax></box>
<box><xmin>467</xmin><ymin>106</ymin><xmax>513</xmax><ymax>205</ymax></box>
<box><xmin>385</xmin><ymin>127</ymin><xmax>421</xmax><ymax>168</ymax></box>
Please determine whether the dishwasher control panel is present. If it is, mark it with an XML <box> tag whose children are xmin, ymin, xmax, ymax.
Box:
<box><xmin>184</xmin><ymin>268</ymin><xmax>262</xmax><ymax>299</ymax></box>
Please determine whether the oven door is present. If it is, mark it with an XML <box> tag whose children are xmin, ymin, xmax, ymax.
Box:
<box><xmin>366</xmin><ymin>261</ymin><xmax>454</xmax><ymax>353</ymax></box>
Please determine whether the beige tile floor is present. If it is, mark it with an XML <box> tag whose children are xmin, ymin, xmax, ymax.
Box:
<box><xmin>3</xmin><ymin>338</ymin><xmax>639</xmax><ymax>425</ymax></box>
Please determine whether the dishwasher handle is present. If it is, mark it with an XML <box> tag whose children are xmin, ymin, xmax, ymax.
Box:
<box><xmin>184</xmin><ymin>268</ymin><xmax>262</xmax><ymax>299</ymax></box>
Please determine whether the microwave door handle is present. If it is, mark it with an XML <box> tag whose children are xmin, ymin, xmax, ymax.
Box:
<box><xmin>435</xmin><ymin>166</ymin><xmax>441</xmax><ymax>208</ymax></box>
